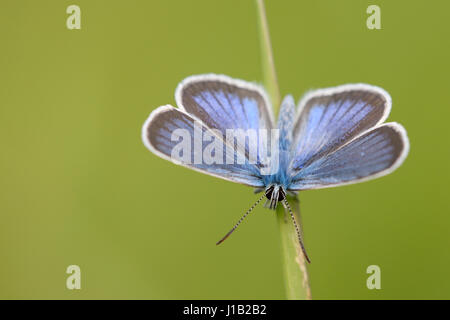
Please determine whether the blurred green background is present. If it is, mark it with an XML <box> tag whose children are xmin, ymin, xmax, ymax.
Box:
<box><xmin>1</xmin><ymin>0</ymin><xmax>449</xmax><ymax>299</ymax></box>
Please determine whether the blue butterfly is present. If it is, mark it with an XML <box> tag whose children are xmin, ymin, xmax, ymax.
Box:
<box><xmin>142</xmin><ymin>74</ymin><xmax>409</xmax><ymax>262</ymax></box>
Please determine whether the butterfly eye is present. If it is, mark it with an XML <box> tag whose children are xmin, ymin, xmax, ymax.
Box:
<box><xmin>265</xmin><ymin>185</ymin><xmax>286</xmax><ymax>201</ymax></box>
<box><xmin>264</xmin><ymin>185</ymin><xmax>274</xmax><ymax>199</ymax></box>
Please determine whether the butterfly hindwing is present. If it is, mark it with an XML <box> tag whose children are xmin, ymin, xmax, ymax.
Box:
<box><xmin>142</xmin><ymin>105</ymin><xmax>265</xmax><ymax>187</ymax></box>
<box><xmin>288</xmin><ymin>122</ymin><xmax>409</xmax><ymax>190</ymax></box>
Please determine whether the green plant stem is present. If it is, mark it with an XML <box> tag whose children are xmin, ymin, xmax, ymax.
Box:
<box><xmin>276</xmin><ymin>196</ymin><xmax>311</xmax><ymax>299</ymax></box>
<box><xmin>256</xmin><ymin>0</ymin><xmax>281</xmax><ymax>112</ymax></box>
<box><xmin>255</xmin><ymin>0</ymin><xmax>312</xmax><ymax>300</ymax></box>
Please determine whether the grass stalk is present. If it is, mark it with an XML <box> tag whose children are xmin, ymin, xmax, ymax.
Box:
<box><xmin>255</xmin><ymin>0</ymin><xmax>312</xmax><ymax>300</ymax></box>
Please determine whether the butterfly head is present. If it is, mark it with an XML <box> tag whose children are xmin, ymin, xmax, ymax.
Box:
<box><xmin>264</xmin><ymin>184</ymin><xmax>286</xmax><ymax>210</ymax></box>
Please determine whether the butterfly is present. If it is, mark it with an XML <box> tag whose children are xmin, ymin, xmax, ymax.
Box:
<box><xmin>142</xmin><ymin>74</ymin><xmax>409</xmax><ymax>263</ymax></box>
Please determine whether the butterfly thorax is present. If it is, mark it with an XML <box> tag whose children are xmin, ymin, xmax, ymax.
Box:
<box><xmin>260</xmin><ymin>95</ymin><xmax>296</xmax><ymax>192</ymax></box>
<box><xmin>262</xmin><ymin>149</ymin><xmax>292</xmax><ymax>189</ymax></box>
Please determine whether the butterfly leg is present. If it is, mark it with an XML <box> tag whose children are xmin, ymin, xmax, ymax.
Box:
<box><xmin>287</xmin><ymin>190</ymin><xmax>298</xmax><ymax>197</ymax></box>
<box><xmin>281</xmin><ymin>201</ymin><xmax>288</xmax><ymax>222</ymax></box>
<box><xmin>253</xmin><ymin>188</ymin><xmax>264</xmax><ymax>194</ymax></box>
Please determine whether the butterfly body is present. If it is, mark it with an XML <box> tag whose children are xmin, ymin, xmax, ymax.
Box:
<box><xmin>142</xmin><ymin>74</ymin><xmax>409</xmax><ymax>262</ymax></box>
<box><xmin>262</xmin><ymin>95</ymin><xmax>296</xmax><ymax>193</ymax></box>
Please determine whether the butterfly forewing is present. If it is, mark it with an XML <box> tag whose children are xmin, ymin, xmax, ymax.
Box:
<box><xmin>176</xmin><ymin>74</ymin><xmax>275</xmax><ymax>168</ymax></box>
<box><xmin>290</xmin><ymin>84</ymin><xmax>391</xmax><ymax>174</ymax></box>
<box><xmin>176</xmin><ymin>74</ymin><xmax>274</xmax><ymax>133</ymax></box>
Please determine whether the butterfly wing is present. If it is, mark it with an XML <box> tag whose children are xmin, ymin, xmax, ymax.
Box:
<box><xmin>289</xmin><ymin>123</ymin><xmax>409</xmax><ymax>190</ymax></box>
<box><xmin>176</xmin><ymin>74</ymin><xmax>274</xmax><ymax>134</ymax></box>
<box><xmin>142</xmin><ymin>105</ymin><xmax>265</xmax><ymax>187</ymax></box>
<box><xmin>175</xmin><ymin>74</ymin><xmax>275</xmax><ymax>166</ymax></box>
<box><xmin>288</xmin><ymin>84</ymin><xmax>409</xmax><ymax>190</ymax></box>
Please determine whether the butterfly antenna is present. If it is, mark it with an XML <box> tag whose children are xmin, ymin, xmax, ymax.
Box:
<box><xmin>282</xmin><ymin>198</ymin><xmax>311</xmax><ymax>263</ymax></box>
<box><xmin>216</xmin><ymin>193</ymin><xmax>266</xmax><ymax>245</ymax></box>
